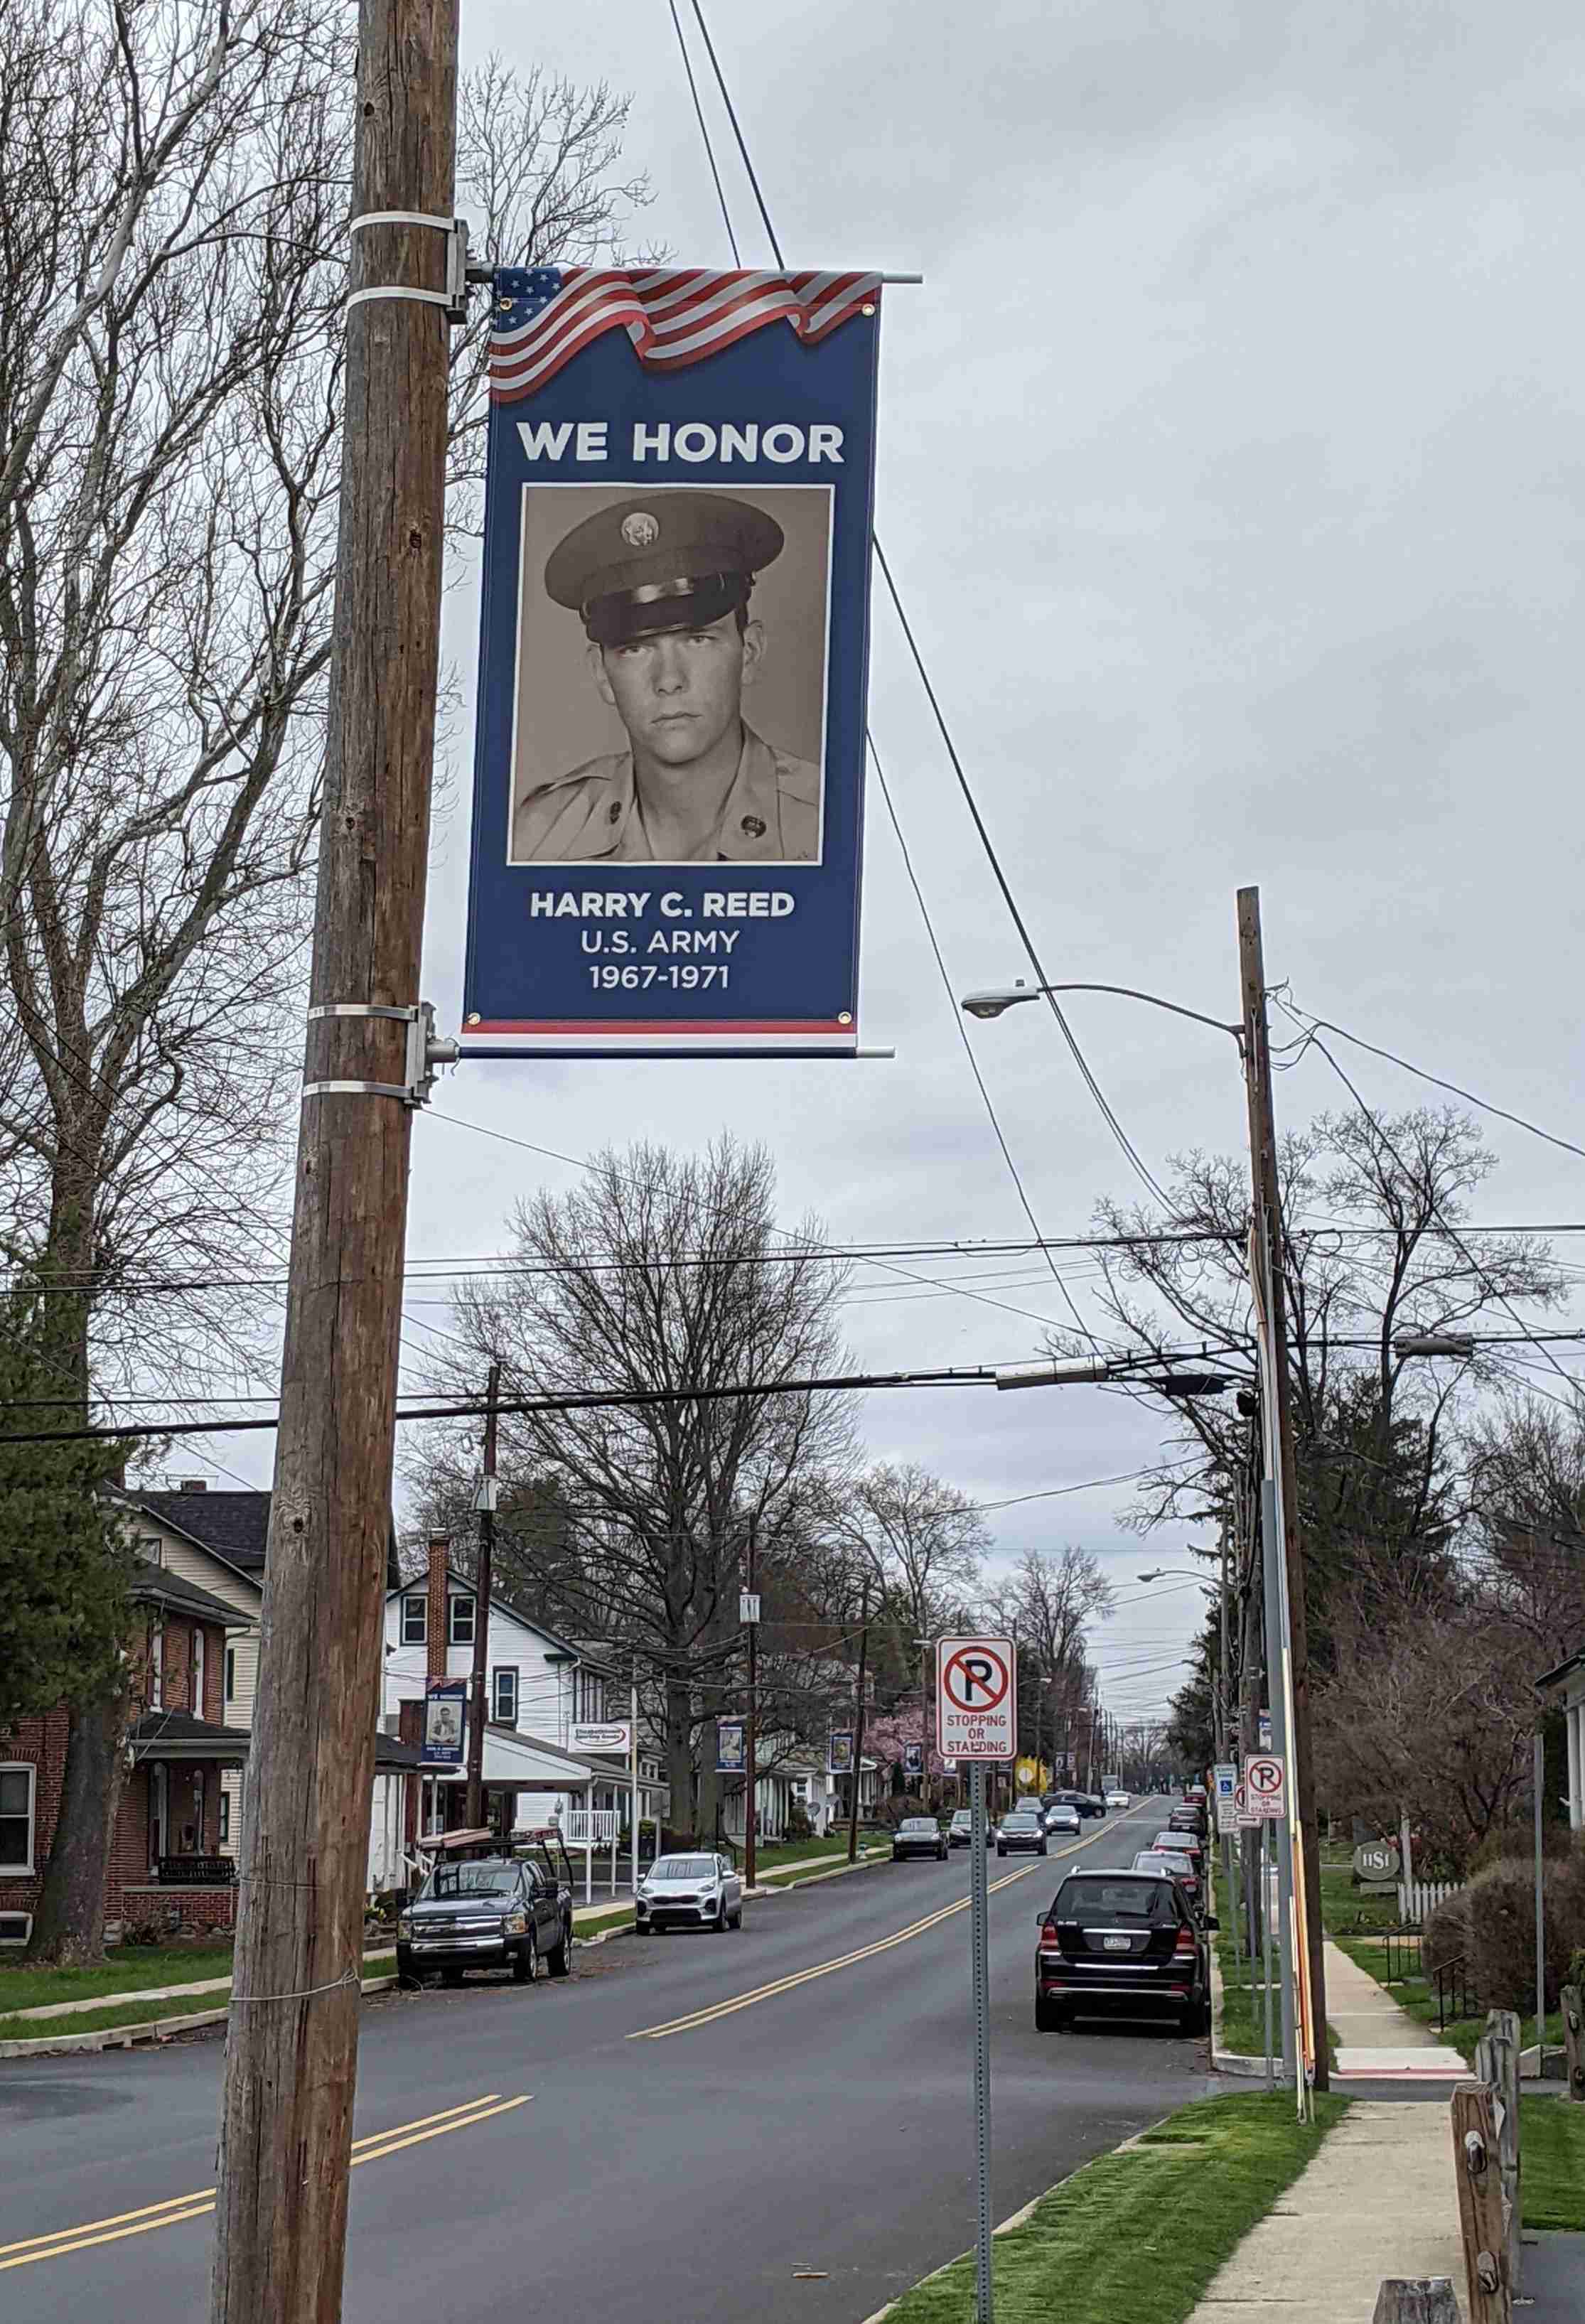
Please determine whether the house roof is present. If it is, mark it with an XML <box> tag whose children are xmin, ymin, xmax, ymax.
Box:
<box><xmin>127</xmin><ymin>1492</ymin><xmax>402</xmax><ymax>1592</ymax></box>
<box><xmin>129</xmin><ymin>1490</ymin><xmax>272</xmax><ymax>1575</ymax></box>
<box><xmin>129</xmin><ymin>1709</ymin><xmax>251</xmax><ymax>1762</ymax></box>
<box><xmin>1536</xmin><ymin>1645</ymin><xmax>1585</xmax><ymax>1691</ymax></box>
<box><xmin>127</xmin><ymin>1559</ymin><xmax>249</xmax><ymax>1628</ymax></box>
<box><xmin>374</xmin><ymin>1731</ymin><xmax>424</xmax><ymax>1771</ymax></box>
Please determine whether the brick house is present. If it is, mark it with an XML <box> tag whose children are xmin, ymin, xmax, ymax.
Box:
<box><xmin>0</xmin><ymin>1561</ymin><xmax>251</xmax><ymax>1949</ymax></box>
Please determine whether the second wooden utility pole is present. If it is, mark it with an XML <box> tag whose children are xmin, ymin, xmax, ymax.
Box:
<box><xmin>210</xmin><ymin>6</ymin><xmax>460</xmax><ymax>2318</ymax></box>
<box><xmin>743</xmin><ymin>1515</ymin><xmax>758</xmax><ymax>1891</ymax></box>
<box><xmin>465</xmin><ymin>1362</ymin><xmax>502</xmax><ymax>1830</ymax></box>
<box><xmin>1237</xmin><ymin>884</ymin><xmax>1328</xmax><ymax>2092</ymax></box>
<box><xmin>847</xmin><ymin>1583</ymin><xmax>870</xmax><ymax>1865</ymax></box>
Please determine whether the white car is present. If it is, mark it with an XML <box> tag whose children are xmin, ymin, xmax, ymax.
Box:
<box><xmin>1105</xmin><ymin>1790</ymin><xmax>1130</xmax><ymax>1809</ymax></box>
<box><xmin>635</xmin><ymin>1851</ymin><xmax>743</xmax><ymax>1933</ymax></box>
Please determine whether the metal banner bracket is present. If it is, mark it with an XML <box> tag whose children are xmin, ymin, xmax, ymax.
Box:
<box><xmin>302</xmin><ymin>1001</ymin><xmax>462</xmax><ymax>1108</ymax></box>
<box><xmin>345</xmin><ymin>212</ymin><xmax>472</xmax><ymax>326</ymax></box>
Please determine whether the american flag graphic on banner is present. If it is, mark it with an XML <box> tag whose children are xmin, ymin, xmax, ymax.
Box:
<box><xmin>488</xmin><ymin>267</ymin><xmax>883</xmax><ymax>403</ymax></box>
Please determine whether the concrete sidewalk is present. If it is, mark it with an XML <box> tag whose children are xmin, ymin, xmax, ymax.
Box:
<box><xmin>1186</xmin><ymin>2101</ymin><xmax>1469</xmax><ymax>2323</ymax></box>
<box><xmin>1326</xmin><ymin>1940</ymin><xmax>1468</xmax><ymax>2079</ymax></box>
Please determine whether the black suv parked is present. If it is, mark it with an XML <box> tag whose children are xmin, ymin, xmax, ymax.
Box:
<box><xmin>397</xmin><ymin>1849</ymin><xmax>572</xmax><ymax>1987</ymax></box>
<box><xmin>1034</xmin><ymin>1866</ymin><xmax>1213</xmax><ymax>2034</ymax></box>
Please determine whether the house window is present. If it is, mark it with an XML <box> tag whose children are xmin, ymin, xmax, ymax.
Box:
<box><xmin>0</xmin><ymin>1766</ymin><xmax>36</xmax><ymax>1874</ymax></box>
<box><xmin>492</xmin><ymin>1668</ymin><xmax>519</xmax><ymax>1727</ymax></box>
<box><xmin>401</xmin><ymin>1594</ymin><xmax>427</xmax><ymax>1645</ymax></box>
<box><xmin>219</xmin><ymin>1790</ymin><xmax>230</xmax><ymax>1844</ymax></box>
<box><xmin>192</xmin><ymin>1627</ymin><xmax>205</xmax><ymax>1716</ymax></box>
<box><xmin>225</xmin><ymin>1647</ymin><xmax>236</xmax><ymax>1705</ymax></box>
<box><xmin>448</xmin><ymin>1595</ymin><xmax>476</xmax><ymax>1646</ymax></box>
<box><xmin>136</xmin><ymin>1533</ymin><xmax>162</xmax><ymax>1567</ymax></box>
<box><xmin>149</xmin><ymin>1620</ymin><xmax>163</xmax><ymax>1709</ymax></box>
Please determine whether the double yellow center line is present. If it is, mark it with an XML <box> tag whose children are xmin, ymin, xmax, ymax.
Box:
<box><xmin>629</xmin><ymin>1834</ymin><xmax>1101</xmax><ymax>2040</ymax></box>
<box><xmin>0</xmin><ymin>2092</ymin><xmax>530</xmax><ymax>2274</ymax></box>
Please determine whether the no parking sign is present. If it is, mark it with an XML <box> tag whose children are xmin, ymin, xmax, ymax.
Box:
<box><xmin>935</xmin><ymin>1637</ymin><xmax>1016</xmax><ymax>1761</ymax></box>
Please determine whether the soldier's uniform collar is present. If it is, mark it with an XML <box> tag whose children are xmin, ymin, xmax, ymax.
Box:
<box><xmin>605</xmin><ymin>725</ymin><xmax>789</xmax><ymax>862</ymax></box>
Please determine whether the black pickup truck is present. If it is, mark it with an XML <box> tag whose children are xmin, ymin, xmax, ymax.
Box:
<box><xmin>397</xmin><ymin>1831</ymin><xmax>574</xmax><ymax>1988</ymax></box>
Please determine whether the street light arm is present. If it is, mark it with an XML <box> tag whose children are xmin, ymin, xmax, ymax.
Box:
<box><xmin>962</xmin><ymin>980</ymin><xmax>1244</xmax><ymax>1044</ymax></box>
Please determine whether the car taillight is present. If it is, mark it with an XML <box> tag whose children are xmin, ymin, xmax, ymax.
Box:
<box><xmin>1173</xmin><ymin>1926</ymin><xmax>1197</xmax><ymax>1956</ymax></box>
<box><xmin>1040</xmin><ymin>1920</ymin><xmax>1058</xmax><ymax>1942</ymax></box>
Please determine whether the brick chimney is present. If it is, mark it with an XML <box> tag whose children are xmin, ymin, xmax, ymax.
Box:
<box><xmin>426</xmin><ymin>1536</ymin><xmax>449</xmax><ymax>1684</ymax></box>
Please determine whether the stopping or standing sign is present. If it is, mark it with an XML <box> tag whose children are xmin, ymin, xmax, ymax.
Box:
<box><xmin>1245</xmin><ymin>1753</ymin><xmax>1286</xmax><ymax>1819</ymax></box>
<box><xmin>936</xmin><ymin>1637</ymin><xmax>1016</xmax><ymax>1762</ymax></box>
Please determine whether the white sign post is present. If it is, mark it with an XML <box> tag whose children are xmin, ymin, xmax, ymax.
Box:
<box><xmin>935</xmin><ymin>1637</ymin><xmax>1015</xmax><ymax>2324</ymax></box>
<box><xmin>1246</xmin><ymin>1753</ymin><xmax>1286</xmax><ymax>1821</ymax></box>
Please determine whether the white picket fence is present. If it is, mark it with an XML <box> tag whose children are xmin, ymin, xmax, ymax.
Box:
<box><xmin>1398</xmin><ymin>1877</ymin><xmax>1461</xmax><ymax>1925</ymax></box>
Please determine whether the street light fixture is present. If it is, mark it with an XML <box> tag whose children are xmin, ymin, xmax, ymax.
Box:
<box><xmin>994</xmin><ymin>1357</ymin><xmax>1232</xmax><ymax>1397</ymax></box>
<box><xmin>960</xmin><ymin>979</ymin><xmax>1243</xmax><ymax>1043</ymax></box>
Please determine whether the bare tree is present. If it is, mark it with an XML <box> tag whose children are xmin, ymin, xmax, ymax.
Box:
<box><xmin>0</xmin><ymin>0</ymin><xmax>648</xmax><ymax>1957</ymax></box>
<box><xmin>404</xmin><ymin>1139</ymin><xmax>856</xmax><ymax>1839</ymax></box>
<box><xmin>1059</xmin><ymin>1109</ymin><xmax>1562</xmax><ymax>1642</ymax></box>
<box><xmin>990</xmin><ymin>1544</ymin><xmax>1114</xmax><ymax>1773</ymax></box>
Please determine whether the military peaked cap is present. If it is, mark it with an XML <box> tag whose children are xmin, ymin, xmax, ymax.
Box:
<box><xmin>544</xmin><ymin>490</ymin><xmax>785</xmax><ymax>647</ymax></box>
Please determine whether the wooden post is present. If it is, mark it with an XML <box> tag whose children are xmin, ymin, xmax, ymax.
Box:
<box><xmin>847</xmin><ymin>1583</ymin><xmax>869</xmax><ymax>1866</ymax></box>
<box><xmin>1237</xmin><ymin>886</ymin><xmax>1328</xmax><ymax>2089</ymax></box>
<box><xmin>1561</xmin><ymin>1983</ymin><xmax>1584</xmax><ymax>2102</ymax></box>
<box><xmin>209</xmin><ymin>6</ymin><xmax>458</xmax><ymax>2320</ymax></box>
<box><xmin>464</xmin><ymin>1362</ymin><xmax>501</xmax><ymax>1829</ymax></box>
<box><xmin>1372</xmin><ymin>2284</ymin><xmax>1460</xmax><ymax>2324</ymax></box>
<box><xmin>1450</xmin><ymin>2082</ymin><xmax>1513</xmax><ymax>2324</ymax></box>
<box><xmin>1474</xmin><ymin>2012</ymin><xmax>1521</xmax><ymax>2296</ymax></box>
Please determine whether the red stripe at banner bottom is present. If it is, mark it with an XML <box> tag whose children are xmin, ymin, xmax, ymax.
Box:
<box><xmin>464</xmin><ymin>1018</ymin><xmax>854</xmax><ymax>1036</ymax></box>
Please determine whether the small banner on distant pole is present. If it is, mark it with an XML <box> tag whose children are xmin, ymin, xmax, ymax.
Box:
<box><xmin>828</xmin><ymin>1729</ymin><xmax>854</xmax><ymax>1775</ymax></box>
<box><xmin>421</xmin><ymin>1681</ymin><xmax>468</xmax><ymax>1767</ymax></box>
<box><xmin>462</xmin><ymin>269</ymin><xmax>883</xmax><ymax>1058</ymax></box>
<box><xmin>716</xmin><ymin>1717</ymin><xmax>746</xmax><ymax>1774</ymax></box>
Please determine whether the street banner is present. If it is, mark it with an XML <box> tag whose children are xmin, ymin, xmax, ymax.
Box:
<box><xmin>716</xmin><ymin>1717</ymin><xmax>746</xmax><ymax>1774</ymax></box>
<box><xmin>903</xmin><ymin>1741</ymin><xmax>924</xmax><ymax>1776</ymax></box>
<box><xmin>462</xmin><ymin>267</ymin><xmax>884</xmax><ymax>1058</ymax></box>
<box><xmin>421</xmin><ymin>1681</ymin><xmax>467</xmax><ymax>1766</ymax></box>
<box><xmin>828</xmin><ymin>1729</ymin><xmax>854</xmax><ymax>1775</ymax></box>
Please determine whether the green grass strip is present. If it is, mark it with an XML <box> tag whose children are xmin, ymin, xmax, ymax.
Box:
<box><xmin>1520</xmin><ymin>2096</ymin><xmax>1585</xmax><ymax>2230</ymax></box>
<box><xmin>879</xmin><ymin>2089</ymin><xmax>1349</xmax><ymax>2324</ymax></box>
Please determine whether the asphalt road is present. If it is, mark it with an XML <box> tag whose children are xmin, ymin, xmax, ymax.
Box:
<box><xmin>1</xmin><ymin>1800</ymin><xmax>1213</xmax><ymax>2323</ymax></box>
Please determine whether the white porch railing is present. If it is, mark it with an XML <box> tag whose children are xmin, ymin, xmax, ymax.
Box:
<box><xmin>564</xmin><ymin>1809</ymin><xmax>620</xmax><ymax>1846</ymax></box>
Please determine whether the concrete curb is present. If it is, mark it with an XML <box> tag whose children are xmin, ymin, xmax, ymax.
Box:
<box><xmin>0</xmin><ymin>1974</ymin><xmax>399</xmax><ymax>2061</ymax></box>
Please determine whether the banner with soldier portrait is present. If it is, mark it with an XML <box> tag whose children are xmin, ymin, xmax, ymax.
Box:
<box><xmin>461</xmin><ymin>269</ymin><xmax>883</xmax><ymax>1056</ymax></box>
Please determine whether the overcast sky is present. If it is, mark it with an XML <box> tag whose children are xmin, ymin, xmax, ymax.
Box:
<box><xmin>208</xmin><ymin>3</ymin><xmax>1585</xmax><ymax>1733</ymax></box>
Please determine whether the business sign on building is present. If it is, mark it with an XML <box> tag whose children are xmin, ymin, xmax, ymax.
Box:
<box><xmin>571</xmin><ymin>1721</ymin><xmax>632</xmax><ymax>1755</ymax></box>
<box><xmin>462</xmin><ymin>267</ymin><xmax>884</xmax><ymax>1057</ymax></box>
<box><xmin>421</xmin><ymin>1681</ymin><xmax>468</xmax><ymax>1766</ymax></box>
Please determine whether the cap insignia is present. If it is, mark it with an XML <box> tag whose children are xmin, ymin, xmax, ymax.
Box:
<box><xmin>621</xmin><ymin>511</ymin><xmax>660</xmax><ymax>549</ymax></box>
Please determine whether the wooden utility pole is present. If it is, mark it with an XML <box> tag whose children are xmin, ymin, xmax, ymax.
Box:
<box><xmin>210</xmin><ymin>7</ymin><xmax>458</xmax><ymax>2320</ymax></box>
<box><xmin>465</xmin><ymin>1362</ymin><xmax>502</xmax><ymax>1829</ymax></box>
<box><xmin>847</xmin><ymin>1583</ymin><xmax>870</xmax><ymax>1865</ymax></box>
<box><xmin>743</xmin><ymin>1515</ymin><xmax>758</xmax><ymax>1890</ymax></box>
<box><xmin>1237</xmin><ymin>885</ymin><xmax>1329</xmax><ymax>2091</ymax></box>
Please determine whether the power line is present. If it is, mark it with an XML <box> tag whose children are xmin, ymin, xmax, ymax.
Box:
<box><xmin>665</xmin><ymin>0</ymin><xmax>741</xmax><ymax>262</ymax></box>
<box><xmin>868</xmin><ymin>735</ymin><xmax>1105</xmax><ymax>1355</ymax></box>
<box><xmin>1277</xmin><ymin>994</ymin><xmax>1585</xmax><ymax>1168</ymax></box>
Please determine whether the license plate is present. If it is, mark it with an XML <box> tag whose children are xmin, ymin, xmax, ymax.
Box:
<box><xmin>1102</xmin><ymin>1934</ymin><xmax>1132</xmax><ymax>1952</ymax></box>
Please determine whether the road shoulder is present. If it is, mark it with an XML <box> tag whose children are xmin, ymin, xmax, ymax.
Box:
<box><xmin>864</xmin><ymin>2089</ymin><xmax>1348</xmax><ymax>2324</ymax></box>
